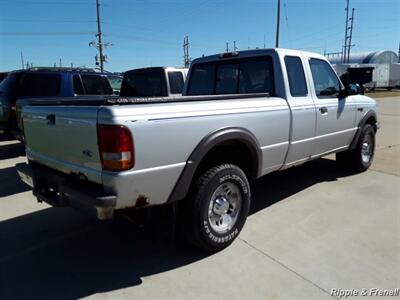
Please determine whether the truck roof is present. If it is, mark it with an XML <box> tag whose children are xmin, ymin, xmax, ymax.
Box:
<box><xmin>191</xmin><ymin>48</ymin><xmax>327</xmax><ymax>65</ymax></box>
<box><xmin>124</xmin><ymin>66</ymin><xmax>188</xmax><ymax>73</ymax></box>
<box><xmin>8</xmin><ymin>67</ymin><xmax>108</xmax><ymax>75</ymax></box>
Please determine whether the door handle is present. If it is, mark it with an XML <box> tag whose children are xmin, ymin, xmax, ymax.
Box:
<box><xmin>319</xmin><ymin>107</ymin><xmax>328</xmax><ymax>114</ymax></box>
<box><xmin>46</xmin><ymin>114</ymin><xmax>55</xmax><ymax>125</ymax></box>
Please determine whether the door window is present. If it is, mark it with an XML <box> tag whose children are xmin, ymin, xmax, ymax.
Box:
<box><xmin>285</xmin><ymin>56</ymin><xmax>308</xmax><ymax>97</ymax></box>
<box><xmin>168</xmin><ymin>71</ymin><xmax>184</xmax><ymax>94</ymax></box>
<box><xmin>309</xmin><ymin>58</ymin><xmax>341</xmax><ymax>97</ymax></box>
<box><xmin>73</xmin><ymin>75</ymin><xmax>84</xmax><ymax>95</ymax></box>
<box><xmin>81</xmin><ymin>75</ymin><xmax>113</xmax><ymax>95</ymax></box>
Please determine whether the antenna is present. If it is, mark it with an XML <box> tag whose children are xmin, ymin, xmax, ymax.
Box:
<box><xmin>233</xmin><ymin>40</ymin><xmax>237</xmax><ymax>51</ymax></box>
<box><xmin>225</xmin><ymin>42</ymin><xmax>229</xmax><ymax>52</ymax></box>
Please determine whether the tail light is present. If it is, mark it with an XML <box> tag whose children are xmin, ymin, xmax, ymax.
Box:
<box><xmin>97</xmin><ymin>124</ymin><xmax>134</xmax><ymax>171</ymax></box>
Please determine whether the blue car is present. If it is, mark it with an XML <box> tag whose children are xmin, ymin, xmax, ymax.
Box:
<box><xmin>0</xmin><ymin>67</ymin><xmax>114</xmax><ymax>139</ymax></box>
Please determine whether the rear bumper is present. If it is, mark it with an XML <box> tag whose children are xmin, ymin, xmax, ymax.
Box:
<box><xmin>16</xmin><ymin>162</ymin><xmax>117</xmax><ymax>220</ymax></box>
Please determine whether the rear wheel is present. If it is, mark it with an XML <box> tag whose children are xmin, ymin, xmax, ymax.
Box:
<box><xmin>336</xmin><ymin>124</ymin><xmax>375</xmax><ymax>172</ymax></box>
<box><xmin>184</xmin><ymin>164</ymin><xmax>251</xmax><ymax>252</ymax></box>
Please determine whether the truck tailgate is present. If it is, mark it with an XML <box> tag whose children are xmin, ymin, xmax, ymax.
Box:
<box><xmin>22</xmin><ymin>105</ymin><xmax>102</xmax><ymax>184</ymax></box>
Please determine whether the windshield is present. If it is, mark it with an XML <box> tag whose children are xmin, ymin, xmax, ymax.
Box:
<box><xmin>120</xmin><ymin>69</ymin><xmax>167</xmax><ymax>97</ymax></box>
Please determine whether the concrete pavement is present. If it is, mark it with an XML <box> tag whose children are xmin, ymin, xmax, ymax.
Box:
<box><xmin>0</xmin><ymin>97</ymin><xmax>399</xmax><ymax>299</ymax></box>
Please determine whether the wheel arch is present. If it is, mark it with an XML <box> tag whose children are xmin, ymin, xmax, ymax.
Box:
<box><xmin>167</xmin><ymin>127</ymin><xmax>262</xmax><ymax>202</ymax></box>
<box><xmin>349</xmin><ymin>110</ymin><xmax>378</xmax><ymax>150</ymax></box>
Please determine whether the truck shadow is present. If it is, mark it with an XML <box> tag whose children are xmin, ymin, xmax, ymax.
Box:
<box><xmin>0</xmin><ymin>158</ymin><xmax>355</xmax><ymax>299</ymax></box>
<box><xmin>0</xmin><ymin>166</ymin><xmax>30</xmax><ymax>197</ymax></box>
<box><xmin>250</xmin><ymin>157</ymin><xmax>354</xmax><ymax>214</ymax></box>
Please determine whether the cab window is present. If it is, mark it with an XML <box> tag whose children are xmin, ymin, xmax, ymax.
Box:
<box><xmin>187</xmin><ymin>56</ymin><xmax>274</xmax><ymax>96</ymax></box>
<box><xmin>19</xmin><ymin>73</ymin><xmax>61</xmax><ymax>97</ymax></box>
<box><xmin>309</xmin><ymin>58</ymin><xmax>341</xmax><ymax>97</ymax></box>
<box><xmin>285</xmin><ymin>56</ymin><xmax>308</xmax><ymax>97</ymax></box>
<box><xmin>168</xmin><ymin>72</ymin><xmax>184</xmax><ymax>94</ymax></box>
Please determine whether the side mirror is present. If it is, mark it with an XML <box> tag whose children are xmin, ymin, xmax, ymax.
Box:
<box><xmin>346</xmin><ymin>83</ymin><xmax>361</xmax><ymax>96</ymax></box>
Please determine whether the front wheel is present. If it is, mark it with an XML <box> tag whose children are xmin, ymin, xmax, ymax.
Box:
<box><xmin>185</xmin><ymin>164</ymin><xmax>251</xmax><ymax>252</ymax></box>
<box><xmin>336</xmin><ymin>124</ymin><xmax>376</xmax><ymax>172</ymax></box>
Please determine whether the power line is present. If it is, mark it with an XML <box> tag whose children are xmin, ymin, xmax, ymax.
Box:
<box><xmin>0</xmin><ymin>0</ymin><xmax>94</xmax><ymax>4</ymax></box>
<box><xmin>0</xmin><ymin>18</ymin><xmax>96</xmax><ymax>24</ymax></box>
<box><xmin>105</xmin><ymin>32</ymin><xmax>177</xmax><ymax>46</ymax></box>
<box><xmin>0</xmin><ymin>31</ymin><xmax>93</xmax><ymax>36</ymax></box>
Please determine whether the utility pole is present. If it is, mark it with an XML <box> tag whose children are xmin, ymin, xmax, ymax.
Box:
<box><xmin>183</xmin><ymin>36</ymin><xmax>191</xmax><ymax>68</ymax></box>
<box><xmin>347</xmin><ymin>8</ymin><xmax>355</xmax><ymax>63</ymax></box>
<box><xmin>342</xmin><ymin>0</ymin><xmax>350</xmax><ymax>63</ymax></box>
<box><xmin>89</xmin><ymin>0</ymin><xmax>111</xmax><ymax>71</ymax></box>
<box><xmin>20</xmin><ymin>51</ymin><xmax>25</xmax><ymax>69</ymax></box>
<box><xmin>275</xmin><ymin>0</ymin><xmax>281</xmax><ymax>48</ymax></box>
<box><xmin>95</xmin><ymin>0</ymin><xmax>104</xmax><ymax>71</ymax></box>
<box><xmin>233</xmin><ymin>40</ymin><xmax>237</xmax><ymax>51</ymax></box>
<box><xmin>398</xmin><ymin>41</ymin><xmax>400</xmax><ymax>62</ymax></box>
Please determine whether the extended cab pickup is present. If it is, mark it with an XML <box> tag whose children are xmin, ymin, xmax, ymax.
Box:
<box><xmin>16</xmin><ymin>49</ymin><xmax>379</xmax><ymax>251</ymax></box>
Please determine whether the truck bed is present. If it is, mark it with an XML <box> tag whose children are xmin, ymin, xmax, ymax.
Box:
<box><xmin>22</xmin><ymin>93</ymin><xmax>271</xmax><ymax>106</ymax></box>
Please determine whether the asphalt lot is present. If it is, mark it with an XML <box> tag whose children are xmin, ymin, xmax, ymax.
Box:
<box><xmin>0</xmin><ymin>96</ymin><xmax>399</xmax><ymax>300</ymax></box>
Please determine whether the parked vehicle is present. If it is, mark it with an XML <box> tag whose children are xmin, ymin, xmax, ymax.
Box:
<box><xmin>0</xmin><ymin>72</ymin><xmax>8</xmax><ymax>83</ymax></box>
<box><xmin>106</xmin><ymin>73</ymin><xmax>123</xmax><ymax>94</ymax></box>
<box><xmin>0</xmin><ymin>67</ymin><xmax>114</xmax><ymax>139</ymax></box>
<box><xmin>120</xmin><ymin>67</ymin><xmax>188</xmax><ymax>97</ymax></box>
<box><xmin>16</xmin><ymin>49</ymin><xmax>379</xmax><ymax>251</ymax></box>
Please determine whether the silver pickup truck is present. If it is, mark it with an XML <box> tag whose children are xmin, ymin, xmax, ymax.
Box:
<box><xmin>16</xmin><ymin>49</ymin><xmax>379</xmax><ymax>251</ymax></box>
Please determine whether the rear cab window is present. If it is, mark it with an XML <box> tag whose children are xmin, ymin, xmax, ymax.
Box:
<box><xmin>167</xmin><ymin>71</ymin><xmax>184</xmax><ymax>94</ymax></box>
<box><xmin>284</xmin><ymin>56</ymin><xmax>308</xmax><ymax>97</ymax></box>
<box><xmin>187</xmin><ymin>56</ymin><xmax>274</xmax><ymax>96</ymax></box>
<box><xmin>120</xmin><ymin>69</ymin><xmax>167</xmax><ymax>97</ymax></box>
<box><xmin>18</xmin><ymin>73</ymin><xmax>61</xmax><ymax>97</ymax></box>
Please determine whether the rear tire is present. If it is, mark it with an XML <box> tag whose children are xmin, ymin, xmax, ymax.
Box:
<box><xmin>336</xmin><ymin>124</ymin><xmax>375</xmax><ymax>172</ymax></box>
<box><xmin>184</xmin><ymin>164</ymin><xmax>251</xmax><ymax>252</ymax></box>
